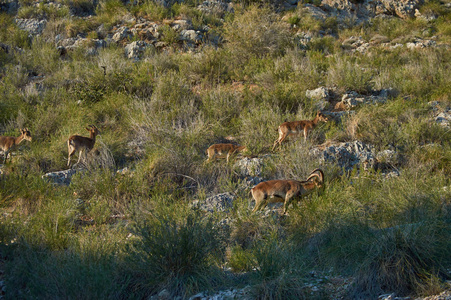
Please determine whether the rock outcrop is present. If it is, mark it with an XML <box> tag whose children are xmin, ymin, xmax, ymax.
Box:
<box><xmin>42</xmin><ymin>169</ymin><xmax>78</xmax><ymax>186</ymax></box>
<box><xmin>319</xmin><ymin>0</ymin><xmax>424</xmax><ymax>21</ymax></box>
<box><xmin>194</xmin><ymin>192</ymin><xmax>235</xmax><ymax>213</ymax></box>
<box><xmin>312</xmin><ymin>140</ymin><xmax>375</xmax><ymax>172</ymax></box>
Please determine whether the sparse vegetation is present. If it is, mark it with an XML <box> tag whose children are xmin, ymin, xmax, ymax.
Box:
<box><xmin>0</xmin><ymin>0</ymin><xmax>450</xmax><ymax>299</ymax></box>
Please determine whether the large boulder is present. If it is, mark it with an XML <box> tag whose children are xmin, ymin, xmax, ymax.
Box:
<box><xmin>312</xmin><ymin>140</ymin><xmax>375</xmax><ymax>172</ymax></box>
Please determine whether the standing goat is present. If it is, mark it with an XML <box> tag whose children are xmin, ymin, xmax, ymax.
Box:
<box><xmin>0</xmin><ymin>128</ymin><xmax>32</xmax><ymax>163</ymax></box>
<box><xmin>272</xmin><ymin>111</ymin><xmax>328</xmax><ymax>151</ymax></box>
<box><xmin>206</xmin><ymin>143</ymin><xmax>248</xmax><ymax>163</ymax></box>
<box><xmin>67</xmin><ymin>125</ymin><xmax>100</xmax><ymax>167</ymax></box>
<box><xmin>251</xmin><ymin>169</ymin><xmax>324</xmax><ymax>214</ymax></box>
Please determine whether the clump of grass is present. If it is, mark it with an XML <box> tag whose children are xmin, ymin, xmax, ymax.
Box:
<box><xmin>223</xmin><ymin>5</ymin><xmax>292</xmax><ymax>68</ymax></box>
<box><xmin>0</xmin><ymin>14</ymin><xmax>30</xmax><ymax>49</ymax></box>
<box><xmin>350</xmin><ymin>221</ymin><xmax>451</xmax><ymax>298</ymax></box>
<box><xmin>326</xmin><ymin>55</ymin><xmax>374</xmax><ymax>94</ymax></box>
<box><xmin>5</xmin><ymin>226</ymin><xmax>128</xmax><ymax>299</ymax></box>
<box><xmin>126</xmin><ymin>209</ymin><xmax>225</xmax><ymax>298</ymax></box>
<box><xmin>66</xmin><ymin>0</ymin><xmax>97</xmax><ymax>16</ymax></box>
<box><xmin>95</xmin><ymin>0</ymin><xmax>129</xmax><ymax>27</ymax></box>
<box><xmin>132</xmin><ymin>0</ymin><xmax>171</xmax><ymax>21</ymax></box>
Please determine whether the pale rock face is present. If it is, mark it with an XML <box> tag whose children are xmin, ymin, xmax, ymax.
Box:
<box><xmin>306</xmin><ymin>87</ymin><xmax>330</xmax><ymax>101</ymax></box>
<box><xmin>15</xmin><ymin>18</ymin><xmax>47</xmax><ymax>36</ymax></box>
<box><xmin>195</xmin><ymin>192</ymin><xmax>235</xmax><ymax>213</ymax></box>
<box><xmin>235</xmin><ymin>157</ymin><xmax>264</xmax><ymax>177</ymax></box>
<box><xmin>125</xmin><ymin>41</ymin><xmax>152</xmax><ymax>60</ymax></box>
<box><xmin>42</xmin><ymin>169</ymin><xmax>78</xmax><ymax>186</ymax></box>
<box><xmin>180</xmin><ymin>30</ymin><xmax>203</xmax><ymax>43</ymax></box>
<box><xmin>309</xmin><ymin>0</ymin><xmax>424</xmax><ymax>23</ymax></box>
<box><xmin>112</xmin><ymin>27</ymin><xmax>131</xmax><ymax>43</ymax></box>
<box><xmin>311</xmin><ymin>140</ymin><xmax>375</xmax><ymax>172</ymax></box>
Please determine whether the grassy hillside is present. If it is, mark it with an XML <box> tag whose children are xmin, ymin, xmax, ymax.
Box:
<box><xmin>0</xmin><ymin>0</ymin><xmax>450</xmax><ymax>298</ymax></box>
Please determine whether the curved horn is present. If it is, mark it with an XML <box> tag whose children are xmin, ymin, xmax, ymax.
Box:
<box><xmin>306</xmin><ymin>169</ymin><xmax>324</xmax><ymax>183</ymax></box>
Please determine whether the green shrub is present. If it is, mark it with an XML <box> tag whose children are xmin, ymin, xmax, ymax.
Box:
<box><xmin>223</xmin><ymin>5</ymin><xmax>292</xmax><ymax>64</ymax></box>
<box><xmin>0</xmin><ymin>15</ymin><xmax>30</xmax><ymax>49</ymax></box>
<box><xmin>132</xmin><ymin>0</ymin><xmax>170</xmax><ymax>21</ymax></box>
<box><xmin>350</xmin><ymin>221</ymin><xmax>451</xmax><ymax>298</ymax></box>
<box><xmin>5</xmin><ymin>227</ymin><xmax>128</xmax><ymax>299</ymax></box>
<box><xmin>159</xmin><ymin>24</ymin><xmax>179</xmax><ymax>45</ymax></box>
<box><xmin>95</xmin><ymin>0</ymin><xmax>129</xmax><ymax>28</ymax></box>
<box><xmin>326</xmin><ymin>55</ymin><xmax>374</xmax><ymax>94</ymax></box>
<box><xmin>126</xmin><ymin>210</ymin><xmax>224</xmax><ymax>297</ymax></box>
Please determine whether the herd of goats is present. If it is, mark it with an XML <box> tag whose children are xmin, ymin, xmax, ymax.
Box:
<box><xmin>0</xmin><ymin>111</ymin><xmax>329</xmax><ymax>214</ymax></box>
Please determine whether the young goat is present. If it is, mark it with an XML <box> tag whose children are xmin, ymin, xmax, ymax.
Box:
<box><xmin>272</xmin><ymin>111</ymin><xmax>328</xmax><ymax>151</ymax></box>
<box><xmin>206</xmin><ymin>143</ymin><xmax>247</xmax><ymax>163</ymax></box>
<box><xmin>251</xmin><ymin>169</ymin><xmax>324</xmax><ymax>214</ymax></box>
<box><xmin>67</xmin><ymin>125</ymin><xmax>100</xmax><ymax>167</ymax></box>
<box><xmin>0</xmin><ymin>128</ymin><xmax>32</xmax><ymax>163</ymax></box>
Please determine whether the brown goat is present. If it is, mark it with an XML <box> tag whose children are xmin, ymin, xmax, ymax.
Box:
<box><xmin>272</xmin><ymin>111</ymin><xmax>328</xmax><ymax>151</ymax></box>
<box><xmin>0</xmin><ymin>128</ymin><xmax>32</xmax><ymax>163</ymax></box>
<box><xmin>67</xmin><ymin>125</ymin><xmax>100</xmax><ymax>167</ymax></box>
<box><xmin>206</xmin><ymin>143</ymin><xmax>247</xmax><ymax>163</ymax></box>
<box><xmin>251</xmin><ymin>169</ymin><xmax>324</xmax><ymax>214</ymax></box>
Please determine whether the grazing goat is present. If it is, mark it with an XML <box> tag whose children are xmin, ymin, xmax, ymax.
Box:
<box><xmin>206</xmin><ymin>143</ymin><xmax>247</xmax><ymax>163</ymax></box>
<box><xmin>272</xmin><ymin>111</ymin><xmax>328</xmax><ymax>151</ymax></box>
<box><xmin>251</xmin><ymin>169</ymin><xmax>324</xmax><ymax>214</ymax></box>
<box><xmin>67</xmin><ymin>125</ymin><xmax>100</xmax><ymax>167</ymax></box>
<box><xmin>0</xmin><ymin>128</ymin><xmax>32</xmax><ymax>163</ymax></box>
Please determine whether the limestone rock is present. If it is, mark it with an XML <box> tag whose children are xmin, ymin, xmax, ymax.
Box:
<box><xmin>340</xmin><ymin>90</ymin><xmax>391</xmax><ymax>108</ymax></box>
<box><xmin>235</xmin><ymin>157</ymin><xmax>265</xmax><ymax>177</ymax></box>
<box><xmin>125</xmin><ymin>41</ymin><xmax>152</xmax><ymax>60</ymax></box>
<box><xmin>42</xmin><ymin>169</ymin><xmax>78</xmax><ymax>186</ymax></box>
<box><xmin>312</xmin><ymin>140</ymin><xmax>375</xmax><ymax>172</ymax></box>
<box><xmin>434</xmin><ymin>109</ymin><xmax>451</xmax><ymax>127</ymax></box>
<box><xmin>15</xmin><ymin>18</ymin><xmax>47</xmax><ymax>36</ymax></box>
<box><xmin>196</xmin><ymin>192</ymin><xmax>235</xmax><ymax>213</ymax></box>
<box><xmin>112</xmin><ymin>27</ymin><xmax>132</xmax><ymax>43</ymax></box>
<box><xmin>197</xmin><ymin>0</ymin><xmax>234</xmax><ymax>16</ymax></box>
<box><xmin>180</xmin><ymin>30</ymin><xmax>202</xmax><ymax>44</ymax></box>
<box><xmin>306</xmin><ymin>87</ymin><xmax>330</xmax><ymax>101</ymax></box>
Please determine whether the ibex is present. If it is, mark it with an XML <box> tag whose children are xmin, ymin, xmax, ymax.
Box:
<box><xmin>272</xmin><ymin>111</ymin><xmax>328</xmax><ymax>151</ymax></box>
<box><xmin>0</xmin><ymin>128</ymin><xmax>32</xmax><ymax>163</ymax></box>
<box><xmin>206</xmin><ymin>143</ymin><xmax>248</xmax><ymax>163</ymax></box>
<box><xmin>67</xmin><ymin>125</ymin><xmax>100</xmax><ymax>167</ymax></box>
<box><xmin>251</xmin><ymin>169</ymin><xmax>324</xmax><ymax>214</ymax></box>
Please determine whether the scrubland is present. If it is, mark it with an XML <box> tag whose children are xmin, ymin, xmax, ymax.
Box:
<box><xmin>0</xmin><ymin>0</ymin><xmax>450</xmax><ymax>298</ymax></box>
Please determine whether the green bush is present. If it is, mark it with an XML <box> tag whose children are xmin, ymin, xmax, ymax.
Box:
<box><xmin>126</xmin><ymin>210</ymin><xmax>224</xmax><ymax>297</ymax></box>
<box><xmin>223</xmin><ymin>5</ymin><xmax>292</xmax><ymax>68</ymax></box>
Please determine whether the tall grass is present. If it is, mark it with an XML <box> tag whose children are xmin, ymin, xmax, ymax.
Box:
<box><xmin>0</xmin><ymin>0</ymin><xmax>450</xmax><ymax>299</ymax></box>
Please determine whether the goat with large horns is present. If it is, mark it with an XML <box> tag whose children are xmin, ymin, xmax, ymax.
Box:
<box><xmin>251</xmin><ymin>169</ymin><xmax>324</xmax><ymax>214</ymax></box>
